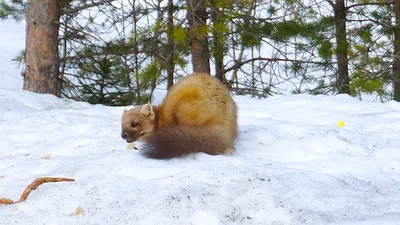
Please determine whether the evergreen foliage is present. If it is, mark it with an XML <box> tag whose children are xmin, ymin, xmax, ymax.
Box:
<box><xmin>1</xmin><ymin>0</ymin><xmax>400</xmax><ymax>103</ymax></box>
<box><xmin>0</xmin><ymin>0</ymin><xmax>26</xmax><ymax>20</ymax></box>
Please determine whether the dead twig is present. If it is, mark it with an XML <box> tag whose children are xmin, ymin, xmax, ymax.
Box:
<box><xmin>0</xmin><ymin>177</ymin><xmax>75</xmax><ymax>205</ymax></box>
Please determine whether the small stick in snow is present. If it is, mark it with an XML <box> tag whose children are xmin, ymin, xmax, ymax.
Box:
<box><xmin>0</xmin><ymin>198</ymin><xmax>14</xmax><ymax>205</ymax></box>
<box><xmin>126</xmin><ymin>142</ymin><xmax>139</xmax><ymax>150</ymax></box>
<box><xmin>0</xmin><ymin>177</ymin><xmax>75</xmax><ymax>205</ymax></box>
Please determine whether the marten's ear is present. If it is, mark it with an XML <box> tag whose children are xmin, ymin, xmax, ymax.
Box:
<box><xmin>121</xmin><ymin>109</ymin><xmax>128</xmax><ymax>117</ymax></box>
<box><xmin>140</xmin><ymin>104</ymin><xmax>155</xmax><ymax>119</ymax></box>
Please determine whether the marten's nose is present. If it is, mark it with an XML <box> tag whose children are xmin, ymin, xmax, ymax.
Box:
<box><xmin>121</xmin><ymin>132</ymin><xmax>127</xmax><ymax>139</ymax></box>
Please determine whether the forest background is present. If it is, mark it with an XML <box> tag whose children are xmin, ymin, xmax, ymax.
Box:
<box><xmin>1</xmin><ymin>0</ymin><xmax>399</xmax><ymax>106</ymax></box>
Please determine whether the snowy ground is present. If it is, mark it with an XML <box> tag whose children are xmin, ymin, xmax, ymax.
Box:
<box><xmin>1</xmin><ymin>88</ymin><xmax>400</xmax><ymax>225</ymax></box>
<box><xmin>1</xmin><ymin>20</ymin><xmax>400</xmax><ymax>225</ymax></box>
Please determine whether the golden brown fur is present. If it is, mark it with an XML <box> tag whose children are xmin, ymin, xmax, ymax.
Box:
<box><xmin>121</xmin><ymin>72</ymin><xmax>238</xmax><ymax>159</ymax></box>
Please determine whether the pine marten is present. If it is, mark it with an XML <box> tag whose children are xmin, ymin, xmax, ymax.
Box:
<box><xmin>120</xmin><ymin>72</ymin><xmax>238</xmax><ymax>159</ymax></box>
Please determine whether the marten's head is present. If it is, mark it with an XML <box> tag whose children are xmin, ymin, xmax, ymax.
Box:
<box><xmin>121</xmin><ymin>104</ymin><xmax>155</xmax><ymax>143</ymax></box>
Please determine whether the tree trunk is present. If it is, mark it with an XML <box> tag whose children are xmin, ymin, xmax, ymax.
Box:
<box><xmin>334</xmin><ymin>0</ymin><xmax>350</xmax><ymax>94</ymax></box>
<box><xmin>394</xmin><ymin>0</ymin><xmax>400</xmax><ymax>101</ymax></box>
<box><xmin>187</xmin><ymin>0</ymin><xmax>210</xmax><ymax>74</ymax></box>
<box><xmin>24</xmin><ymin>0</ymin><xmax>61</xmax><ymax>96</ymax></box>
<box><xmin>211</xmin><ymin>5</ymin><xmax>224</xmax><ymax>82</ymax></box>
<box><xmin>166</xmin><ymin>0</ymin><xmax>175</xmax><ymax>90</ymax></box>
<box><xmin>132</xmin><ymin>0</ymin><xmax>141</xmax><ymax>104</ymax></box>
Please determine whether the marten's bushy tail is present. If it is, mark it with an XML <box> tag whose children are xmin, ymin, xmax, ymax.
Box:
<box><xmin>141</xmin><ymin>125</ymin><xmax>232</xmax><ymax>159</ymax></box>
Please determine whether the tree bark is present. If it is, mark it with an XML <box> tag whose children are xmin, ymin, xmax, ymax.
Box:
<box><xmin>334</xmin><ymin>0</ymin><xmax>350</xmax><ymax>94</ymax></box>
<box><xmin>187</xmin><ymin>0</ymin><xmax>210</xmax><ymax>74</ymax></box>
<box><xmin>211</xmin><ymin>5</ymin><xmax>224</xmax><ymax>82</ymax></box>
<box><xmin>166</xmin><ymin>0</ymin><xmax>175</xmax><ymax>90</ymax></box>
<box><xmin>24</xmin><ymin>0</ymin><xmax>61</xmax><ymax>96</ymax></box>
<box><xmin>394</xmin><ymin>0</ymin><xmax>400</xmax><ymax>101</ymax></box>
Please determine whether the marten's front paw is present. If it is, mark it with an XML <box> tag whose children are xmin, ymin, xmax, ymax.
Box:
<box><xmin>223</xmin><ymin>148</ymin><xmax>234</xmax><ymax>154</ymax></box>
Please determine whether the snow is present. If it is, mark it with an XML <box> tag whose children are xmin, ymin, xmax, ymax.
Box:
<box><xmin>1</xmin><ymin>90</ymin><xmax>400</xmax><ymax>225</ymax></box>
<box><xmin>0</xmin><ymin>20</ymin><xmax>25</xmax><ymax>90</ymax></box>
<box><xmin>1</xmin><ymin>20</ymin><xmax>400</xmax><ymax>225</ymax></box>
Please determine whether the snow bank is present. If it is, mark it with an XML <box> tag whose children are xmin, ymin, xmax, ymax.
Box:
<box><xmin>0</xmin><ymin>20</ymin><xmax>25</xmax><ymax>90</ymax></box>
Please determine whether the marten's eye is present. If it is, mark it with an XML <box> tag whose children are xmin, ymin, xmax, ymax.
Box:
<box><xmin>131</xmin><ymin>121</ymin><xmax>139</xmax><ymax>128</ymax></box>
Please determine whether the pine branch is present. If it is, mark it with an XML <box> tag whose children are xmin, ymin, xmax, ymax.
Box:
<box><xmin>346</xmin><ymin>2</ymin><xmax>394</xmax><ymax>11</ymax></box>
<box><xmin>62</xmin><ymin>0</ymin><xmax>115</xmax><ymax>15</ymax></box>
<box><xmin>223</xmin><ymin>57</ymin><xmax>334</xmax><ymax>75</ymax></box>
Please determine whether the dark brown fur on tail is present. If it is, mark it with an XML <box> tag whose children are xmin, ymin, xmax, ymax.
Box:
<box><xmin>141</xmin><ymin>125</ymin><xmax>231</xmax><ymax>159</ymax></box>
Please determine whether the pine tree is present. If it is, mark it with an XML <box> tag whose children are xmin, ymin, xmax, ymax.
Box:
<box><xmin>187</xmin><ymin>0</ymin><xmax>210</xmax><ymax>74</ymax></box>
<box><xmin>394</xmin><ymin>0</ymin><xmax>400</xmax><ymax>101</ymax></box>
<box><xmin>24</xmin><ymin>0</ymin><xmax>61</xmax><ymax>96</ymax></box>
